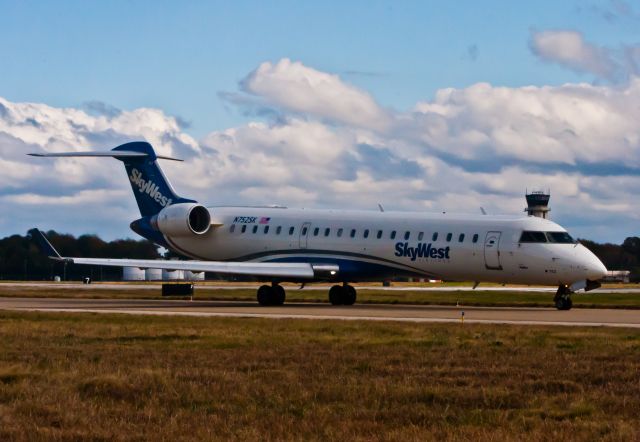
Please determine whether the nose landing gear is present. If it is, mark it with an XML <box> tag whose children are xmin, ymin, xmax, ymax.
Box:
<box><xmin>554</xmin><ymin>285</ymin><xmax>573</xmax><ymax>310</ymax></box>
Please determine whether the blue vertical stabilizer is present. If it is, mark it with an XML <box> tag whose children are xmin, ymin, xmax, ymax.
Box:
<box><xmin>111</xmin><ymin>142</ymin><xmax>194</xmax><ymax>217</ymax></box>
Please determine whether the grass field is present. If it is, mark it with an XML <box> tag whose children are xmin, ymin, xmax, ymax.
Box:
<box><xmin>1</xmin><ymin>282</ymin><xmax>640</xmax><ymax>309</ymax></box>
<box><xmin>0</xmin><ymin>311</ymin><xmax>638</xmax><ymax>440</ymax></box>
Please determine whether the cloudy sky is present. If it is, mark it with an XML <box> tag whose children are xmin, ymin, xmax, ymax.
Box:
<box><xmin>1</xmin><ymin>0</ymin><xmax>639</xmax><ymax>242</ymax></box>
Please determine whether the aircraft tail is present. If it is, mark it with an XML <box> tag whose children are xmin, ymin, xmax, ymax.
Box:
<box><xmin>29</xmin><ymin>141</ymin><xmax>194</xmax><ymax>217</ymax></box>
<box><xmin>113</xmin><ymin>142</ymin><xmax>194</xmax><ymax>216</ymax></box>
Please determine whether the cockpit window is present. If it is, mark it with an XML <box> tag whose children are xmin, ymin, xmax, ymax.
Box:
<box><xmin>520</xmin><ymin>231</ymin><xmax>577</xmax><ymax>244</ymax></box>
<box><xmin>545</xmin><ymin>231</ymin><xmax>576</xmax><ymax>244</ymax></box>
<box><xmin>519</xmin><ymin>231</ymin><xmax>548</xmax><ymax>243</ymax></box>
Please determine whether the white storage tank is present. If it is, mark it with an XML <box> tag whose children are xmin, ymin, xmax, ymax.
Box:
<box><xmin>162</xmin><ymin>269</ymin><xmax>185</xmax><ymax>280</ymax></box>
<box><xmin>184</xmin><ymin>271</ymin><xmax>205</xmax><ymax>281</ymax></box>
<box><xmin>123</xmin><ymin>267</ymin><xmax>145</xmax><ymax>281</ymax></box>
<box><xmin>145</xmin><ymin>268</ymin><xmax>162</xmax><ymax>281</ymax></box>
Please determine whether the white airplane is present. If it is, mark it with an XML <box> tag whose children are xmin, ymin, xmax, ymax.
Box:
<box><xmin>29</xmin><ymin>141</ymin><xmax>607</xmax><ymax>310</ymax></box>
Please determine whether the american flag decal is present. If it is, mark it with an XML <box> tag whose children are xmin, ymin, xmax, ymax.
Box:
<box><xmin>259</xmin><ymin>217</ymin><xmax>271</xmax><ymax>224</ymax></box>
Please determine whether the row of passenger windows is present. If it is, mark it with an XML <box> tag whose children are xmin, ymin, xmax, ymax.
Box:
<box><xmin>519</xmin><ymin>231</ymin><xmax>575</xmax><ymax>244</ymax></box>
<box><xmin>229</xmin><ymin>224</ymin><xmax>481</xmax><ymax>243</ymax></box>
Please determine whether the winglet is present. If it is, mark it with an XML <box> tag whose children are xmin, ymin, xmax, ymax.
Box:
<box><xmin>28</xmin><ymin>228</ymin><xmax>66</xmax><ymax>261</ymax></box>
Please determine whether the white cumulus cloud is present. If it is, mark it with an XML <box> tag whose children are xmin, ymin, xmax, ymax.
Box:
<box><xmin>529</xmin><ymin>29</ymin><xmax>640</xmax><ymax>82</ymax></box>
<box><xmin>240</xmin><ymin>58</ymin><xmax>391</xmax><ymax>130</ymax></box>
<box><xmin>411</xmin><ymin>79</ymin><xmax>640</xmax><ymax>166</ymax></box>
<box><xmin>3</xmin><ymin>59</ymin><xmax>640</xmax><ymax>243</ymax></box>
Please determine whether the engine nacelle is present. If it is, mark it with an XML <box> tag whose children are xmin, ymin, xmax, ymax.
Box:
<box><xmin>152</xmin><ymin>203</ymin><xmax>211</xmax><ymax>236</ymax></box>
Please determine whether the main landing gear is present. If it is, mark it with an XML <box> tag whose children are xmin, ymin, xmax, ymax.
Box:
<box><xmin>554</xmin><ymin>285</ymin><xmax>573</xmax><ymax>311</ymax></box>
<box><xmin>256</xmin><ymin>283</ymin><xmax>358</xmax><ymax>307</ymax></box>
<box><xmin>329</xmin><ymin>284</ymin><xmax>357</xmax><ymax>306</ymax></box>
<box><xmin>256</xmin><ymin>283</ymin><xmax>286</xmax><ymax>306</ymax></box>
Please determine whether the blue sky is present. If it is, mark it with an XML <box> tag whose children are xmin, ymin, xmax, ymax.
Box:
<box><xmin>1</xmin><ymin>0</ymin><xmax>640</xmax><ymax>242</ymax></box>
<box><xmin>1</xmin><ymin>0</ymin><xmax>635</xmax><ymax>135</ymax></box>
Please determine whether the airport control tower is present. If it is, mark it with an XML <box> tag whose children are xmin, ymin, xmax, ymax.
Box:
<box><xmin>525</xmin><ymin>190</ymin><xmax>550</xmax><ymax>219</ymax></box>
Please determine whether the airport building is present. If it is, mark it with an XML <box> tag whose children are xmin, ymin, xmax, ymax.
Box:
<box><xmin>525</xmin><ymin>190</ymin><xmax>551</xmax><ymax>219</ymax></box>
<box><xmin>123</xmin><ymin>267</ymin><xmax>145</xmax><ymax>281</ymax></box>
<box><xmin>122</xmin><ymin>266</ymin><xmax>204</xmax><ymax>282</ymax></box>
<box><xmin>602</xmin><ymin>270</ymin><xmax>631</xmax><ymax>283</ymax></box>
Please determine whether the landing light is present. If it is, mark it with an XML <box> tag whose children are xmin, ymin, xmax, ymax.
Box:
<box><xmin>330</xmin><ymin>271</ymin><xmax>337</xmax><ymax>275</ymax></box>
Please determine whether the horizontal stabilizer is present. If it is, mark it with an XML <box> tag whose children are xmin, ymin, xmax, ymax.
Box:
<box><xmin>28</xmin><ymin>151</ymin><xmax>183</xmax><ymax>161</ymax></box>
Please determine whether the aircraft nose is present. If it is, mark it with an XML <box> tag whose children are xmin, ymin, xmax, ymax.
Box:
<box><xmin>588</xmin><ymin>258</ymin><xmax>608</xmax><ymax>281</ymax></box>
<box><xmin>579</xmin><ymin>247</ymin><xmax>607</xmax><ymax>280</ymax></box>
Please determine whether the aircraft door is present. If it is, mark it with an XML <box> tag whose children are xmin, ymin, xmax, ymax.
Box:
<box><xmin>299</xmin><ymin>222</ymin><xmax>311</xmax><ymax>249</ymax></box>
<box><xmin>484</xmin><ymin>231</ymin><xmax>502</xmax><ymax>270</ymax></box>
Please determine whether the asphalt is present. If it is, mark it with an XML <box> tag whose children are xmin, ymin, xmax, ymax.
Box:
<box><xmin>1</xmin><ymin>297</ymin><xmax>639</xmax><ymax>328</ymax></box>
<box><xmin>4</xmin><ymin>282</ymin><xmax>640</xmax><ymax>293</ymax></box>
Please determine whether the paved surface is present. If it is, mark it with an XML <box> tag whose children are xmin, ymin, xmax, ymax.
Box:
<box><xmin>1</xmin><ymin>297</ymin><xmax>638</xmax><ymax>328</ymax></box>
<box><xmin>3</xmin><ymin>282</ymin><xmax>640</xmax><ymax>293</ymax></box>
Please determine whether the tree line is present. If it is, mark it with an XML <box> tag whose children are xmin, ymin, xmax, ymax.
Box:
<box><xmin>579</xmin><ymin>237</ymin><xmax>640</xmax><ymax>281</ymax></box>
<box><xmin>0</xmin><ymin>230</ymin><xmax>638</xmax><ymax>281</ymax></box>
<box><xmin>0</xmin><ymin>231</ymin><xmax>160</xmax><ymax>281</ymax></box>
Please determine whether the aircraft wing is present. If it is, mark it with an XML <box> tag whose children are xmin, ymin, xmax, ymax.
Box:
<box><xmin>29</xmin><ymin>229</ymin><xmax>338</xmax><ymax>280</ymax></box>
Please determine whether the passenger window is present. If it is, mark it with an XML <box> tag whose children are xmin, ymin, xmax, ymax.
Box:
<box><xmin>472</xmin><ymin>234</ymin><xmax>479</xmax><ymax>243</ymax></box>
<box><xmin>364</xmin><ymin>229</ymin><xmax>369</xmax><ymax>238</ymax></box>
<box><xmin>418</xmin><ymin>232</ymin><xmax>424</xmax><ymax>241</ymax></box>
<box><xmin>324</xmin><ymin>228</ymin><xmax>330</xmax><ymax>237</ymax></box>
<box><xmin>519</xmin><ymin>231</ymin><xmax>548</xmax><ymax>243</ymax></box>
<box><xmin>276</xmin><ymin>226</ymin><xmax>282</xmax><ymax>235</ymax></box>
<box><xmin>289</xmin><ymin>227</ymin><xmax>295</xmax><ymax>235</ymax></box>
<box><xmin>432</xmin><ymin>232</ymin><xmax>438</xmax><ymax>241</ymax></box>
<box><xmin>301</xmin><ymin>227</ymin><xmax>308</xmax><ymax>236</ymax></box>
<box><xmin>264</xmin><ymin>225</ymin><xmax>269</xmax><ymax>234</ymax></box>
<box><xmin>337</xmin><ymin>228</ymin><xmax>343</xmax><ymax>237</ymax></box>
<box><xmin>252</xmin><ymin>225</ymin><xmax>258</xmax><ymax>234</ymax></box>
<box><xmin>350</xmin><ymin>229</ymin><xmax>356</xmax><ymax>238</ymax></box>
<box><xmin>313</xmin><ymin>227</ymin><xmax>319</xmax><ymax>236</ymax></box>
<box><xmin>404</xmin><ymin>231</ymin><xmax>410</xmax><ymax>240</ymax></box>
<box><xmin>446</xmin><ymin>233</ymin><xmax>452</xmax><ymax>242</ymax></box>
<box><xmin>241</xmin><ymin>225</ymin><xmax>247</xmax><ymax>233</ymax></box>
<box><xmin>230</xmin><ymin>225</ymin><xmax>236</xmax><ymax>233</ymax></box>
<box><xmin>390</xmin><ymin>231</ymin><xmax>396</xmax><ymax>239</ymax></box>
<box><xmin>377</xmin><ymin>230</ymin><xmax>383</xmax><ymax>239</ymax></box>
<box><xmin>458</xmin><ymin>233</ymin><xmax>464</xmax><ymax>242</ymax></box>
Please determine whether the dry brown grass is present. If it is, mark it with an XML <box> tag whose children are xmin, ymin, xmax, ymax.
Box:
<box><xmin>0</xmin><ymin>311</ymin><xmax>639</xmax><ymax>441</ymax></box>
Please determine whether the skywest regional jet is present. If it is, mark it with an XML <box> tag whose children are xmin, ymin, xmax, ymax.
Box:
<box><xmin>29</xmin><ymin>141</ymin><xmax>607</xmax><ymax>310</ymax></box>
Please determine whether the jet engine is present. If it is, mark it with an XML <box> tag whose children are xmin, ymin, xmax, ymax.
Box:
<box><xmin>152</xmin><ymin>203</ymin><xmax>211</xmax><ymax>236</ymax></box>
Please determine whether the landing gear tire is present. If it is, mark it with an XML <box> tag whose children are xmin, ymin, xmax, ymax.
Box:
<box><xmin>257</xmin><ymin>284</ymin><xmax>286</xmax><ymax>306</ymax></box>
<box><xmin>273</xmin><ymin>284</ymin><xmax>286</xmax><ymax>306</ymax></box>
<box><xmin>554</xmin><ymin>286</ymin><xmax>573</xmax><ymax>311</ymax></box>
<box><xmin>555</xmin><ymin>296</ymin><xmax>573</xmax><ymax>311</ymax></box>
<box><xmin>328</xmin><ymin>284</ymin><xmax>357</xmax><ymax>306</ymax></box>
<box><xmin>343</xmin><ymin>285</ymin><xmax>356</xmax><ymax>306</ymax></box>
<box><xmin>257</xmin><ymin>285</ymin><xmax>272</xmax><ymax>306</ymax></box>
<box><xmin>329</xmin><ymin>285</ymin><xmax>344</xmax><ymax>305</ymax></box>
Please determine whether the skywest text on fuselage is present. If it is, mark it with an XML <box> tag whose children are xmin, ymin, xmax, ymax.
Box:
<box><xmin>395</xmin><ymin>242</ymin><xmax>451</xmax><ymax>261</ymax></box>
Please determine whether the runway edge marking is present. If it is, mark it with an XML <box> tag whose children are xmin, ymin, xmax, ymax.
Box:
<box><xmin>3</xmin><ymin>307</ymin><xmax>640</xmax><ymax>329</ymax></box>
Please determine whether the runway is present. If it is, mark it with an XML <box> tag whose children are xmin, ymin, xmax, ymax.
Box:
<box><xmin>3</xmin><ymin>282</ymin><xmax>640</xmax><ymax>293</ymax></box>
<box><xmin>1</xmin><ymin>297</ymin><xmax>639</xmax><ymax>328</ymax></box>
